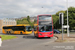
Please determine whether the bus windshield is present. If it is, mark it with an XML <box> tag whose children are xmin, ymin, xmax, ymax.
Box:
<box><xmin>26</xmin><ymin>26</ymin><xmax>32</xmax><ymax>31</ymax></box>
<box><xmin>39</xmin><ymin>25</ymin><xmax>52</xmax><ymax>32</ymax></box>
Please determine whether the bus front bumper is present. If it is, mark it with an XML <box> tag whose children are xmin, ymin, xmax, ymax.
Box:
<box><xmin>38</xmin><ymin>32</ymin><xmax>53</xmax><ymax>37</ymax></box>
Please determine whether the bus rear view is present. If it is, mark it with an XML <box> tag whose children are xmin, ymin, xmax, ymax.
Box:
<box><xmin>34</xmin><ymin>14</ymin><xmax>54</xmax><ymax>38</ymax></box>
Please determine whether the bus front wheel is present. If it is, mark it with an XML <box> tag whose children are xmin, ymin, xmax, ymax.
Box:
<box><xmin>20</xmin><ymin>32</ymin><xmax>23</xmax><ymax>35</ymax></box>
<box><xmin>9</xmin><ymin>31</ymin><xmax>11</xmax><ymax>34</ymax></box>
<box><xmin>6</xmin><ymin>31</ymin><xmax>9</xmax><ymax>34</ymax></box>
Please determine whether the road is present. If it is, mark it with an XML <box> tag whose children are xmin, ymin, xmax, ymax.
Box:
<box><xmin>0</xmin><ymin>33</ymin><xmax>75</xmax><ymax>50</ymax></box>
<box><xmin>0</xmin><ymin>33</ymin><xmax>56</xmax><ymax>50</ymax></box>
<box><xmin>32</xmin><ymin>42</ymin><xmax>75</xmax><ymax>50</ymax></box>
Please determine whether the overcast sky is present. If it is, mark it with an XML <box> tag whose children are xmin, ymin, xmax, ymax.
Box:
<box><xmin>0</xmin><ymin>0</ymin><xmax>75</xmax><ymax>19</ymax></box>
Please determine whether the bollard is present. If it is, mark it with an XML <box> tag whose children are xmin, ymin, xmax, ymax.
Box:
<box><xmin>0</xmin><ymin>36</ymin><xmax>2</xmax><ymax>47</ymax></box>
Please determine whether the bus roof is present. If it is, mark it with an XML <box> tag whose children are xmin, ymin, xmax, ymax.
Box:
<box><xmin>16</xmin><ymin>24</ymin><xmax>31</xmax><ymax>26</ymax></box>
<box><xmin>2</xmin><ymin>25</ymin><xmax>16</xmax><ymax>27</ymax></box>
<box><xmin>2</xmin><ymin>24</ymin><xmax>31</xmax><ymax>27</ymax></box>
<box><xmin>34</xmin><ymin>24</ymin><xmax>38</xmax><ymax>26</ymax></box>
<box><xmin>37</xmin><ymin>14</ymin><xmax>51</xmax><ymax>16</ymax></box>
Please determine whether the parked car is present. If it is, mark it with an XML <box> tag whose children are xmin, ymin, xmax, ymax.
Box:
<box><xmin>54</xmin><ymin>29</ymin><xmax>60</xmax><ymax>34</ymax></box>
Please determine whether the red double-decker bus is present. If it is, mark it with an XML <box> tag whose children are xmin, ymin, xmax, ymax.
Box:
<box><xmin>34</xmin><ymin>14</ymin><xmax>54</xmax><ymax>38</ymax></box>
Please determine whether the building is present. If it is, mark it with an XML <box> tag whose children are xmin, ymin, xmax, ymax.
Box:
<box><xmin>15</xmin><ymin>17</ymin><xmax>27</xmax><ymax>20</ymax></box>
<box><xmin>30</xmin><ymin>16</ymin><xmax>37</xmax><ymax>22</ymax></box>
<box><xmin>0</xmin><ymin>18</ymin><xmax>17</xmax><ymax>32</ymax></box>
<box><xmin>15</xmin><ymin>16</ymin><xmax>37</xmax><ymax>22</ymax></box>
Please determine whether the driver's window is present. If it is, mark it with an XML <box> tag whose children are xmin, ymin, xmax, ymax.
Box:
<box><xmin>24</xmin><ymin>29</ymin><xmax>25</xmax><ymax>32</ymax></box>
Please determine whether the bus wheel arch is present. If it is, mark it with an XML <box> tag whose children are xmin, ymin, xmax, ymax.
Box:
<box><xmin>20</xmin><ymin>32</ymin><xmax>23</xmax><ymax>35</ymax></box>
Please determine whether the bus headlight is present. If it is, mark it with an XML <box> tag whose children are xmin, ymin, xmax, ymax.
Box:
<box><xmin>39</xmin><ymin>33</ymin><xmax>42</xmax><ymax>35</ymax></box>
<box><xmin>50</xmin><ymin>33</ymin><xmax>52</xmax><ymax>35</ymax></box>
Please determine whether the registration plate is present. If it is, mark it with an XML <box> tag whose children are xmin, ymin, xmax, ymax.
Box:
<box><xmin>44</xmin><ymin>36</ymin><xmax>48</xmax><ymax>37</ymax></box>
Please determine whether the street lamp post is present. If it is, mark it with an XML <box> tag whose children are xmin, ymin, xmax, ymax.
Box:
<box><xmin>67</xmin><ymin>0</ymin><xmax>69</xmax><ymax>37</ymax></box>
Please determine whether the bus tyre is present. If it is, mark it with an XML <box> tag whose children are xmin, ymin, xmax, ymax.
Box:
<box><xmin>6</xmin><ymin>31</ymin><xmax>9</xmax><ymax>34</ymax></box>
<box><xmin>48</xmin><ymin>37</ymin><xmax>51</xmax><ymax>38</ymax></box>
<box><xmin>9</xmin><ymin>31</ymin><xmax>11</xmax><ymax>34</ymax></box>
<box><xmin>34</xmin><ymin>33</ymin><xmax>36</xmax><ymax>37</ymax></box>
<box><xmin>37</xmin><ymin>37</ymin><xmax>41</xmax><ymax>39</ymax></box>
<box><xmin>20</xmin><ymin>32</ymin><xmax>23</xmax><ymax>35</ymax></box>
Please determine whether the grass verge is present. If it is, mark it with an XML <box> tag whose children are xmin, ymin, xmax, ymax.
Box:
<box><xmin>0</xmin><ymin>35</ymin><xmax>17</xmax><ymax>41</ymax></box>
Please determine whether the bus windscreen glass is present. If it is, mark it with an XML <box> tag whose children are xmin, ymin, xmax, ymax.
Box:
<box><xmin>39</xmin><ymin>25</ymin><xmax>52</xmax><ymax>32</ymax></box>
<box><xmin>26</xmin><ymin>26</ymin><xmax>32</xmax><ymax>31</ymax></box>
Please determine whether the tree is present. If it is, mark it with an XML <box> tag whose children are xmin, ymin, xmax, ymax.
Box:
<box><xmin>52</xmin><ymin>7</ymin><xmax>75</xmax><ymax>29</ymax></box>
<box><xmin>64</xmin><ymin>7</ymin><xmax>75</xmax><ymax>29</ymax></box>
<box><xmin>17</xmin><ymin>18</ymin><xmax>29</xmax><ymax>24</ymax></box>
<box><xmin>52</xmin><ymin>10</ymin><xmax>65</xmax><ymax>29</ymax></box>
<box><xmin>27</xmin><ymin>16</ymin><xmax>36</xmax><ymax>28</ymax></box>
<box><xmin>56</xmin><ymin>10</ymin><xmax>65</xmax><ymax>16</ymax></box>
